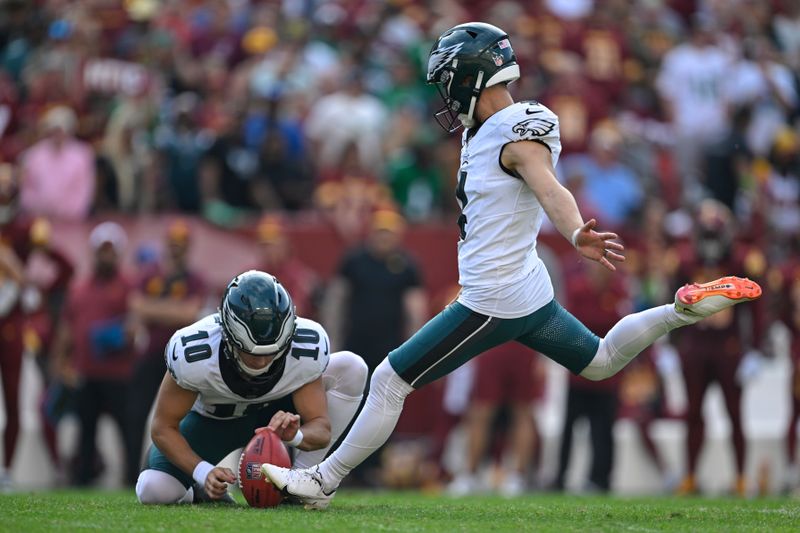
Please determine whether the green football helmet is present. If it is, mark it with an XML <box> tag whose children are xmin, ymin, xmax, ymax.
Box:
<box><xmin>220</xmin><ymin>270</ymin><xmax>296</xmax><ymax>367</ymax></box>
<box><xmin>426</xmin><ymin>22</ymin><xmax>520</xmax><ymax>132</ymax></box>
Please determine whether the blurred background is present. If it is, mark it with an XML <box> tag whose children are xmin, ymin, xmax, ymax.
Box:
<box><xmin>0</xmin><ymin>0</ymin><xmax>798</xmax><ymax>498</ymax></box>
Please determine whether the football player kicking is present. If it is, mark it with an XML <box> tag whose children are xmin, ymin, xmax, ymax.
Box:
<box><xmin>263</xmin><ymin>22</ymin><xmax>762</xmax><ymax>509</ymax></box>
<box><xmin>135</xmin><ymin>270</ymin><xmax>367</xmax><ymax>504</ymax></box>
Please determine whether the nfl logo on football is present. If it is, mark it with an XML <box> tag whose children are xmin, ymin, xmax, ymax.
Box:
<box><xmin>246</xmin><ymin>462</ymin><xmax>262</xmax><ymax>480</ymax></box>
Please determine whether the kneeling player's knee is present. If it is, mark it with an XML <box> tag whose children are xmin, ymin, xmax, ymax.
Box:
<box><xmin>136</xmin><ymin>469</ymin><xmax>190</xmax><ymax>505</ymax></box>
<box><xmin>327</xmin><ymin>351</ymin><xmax>369</xmax><ymax>398</ymax></box>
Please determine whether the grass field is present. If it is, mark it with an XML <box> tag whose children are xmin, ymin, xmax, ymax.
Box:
<box><xmin>2</xmin><ymin>490</ymin><xmax>799</xmax><ymax>532</ymax></box>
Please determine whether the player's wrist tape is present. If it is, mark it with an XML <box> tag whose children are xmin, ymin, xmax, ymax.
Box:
<box><xmin>192</xmin><ymin>461</ymin><xmax>214</xmax><ymax>486</ymax></box>
<box><xmin>570</xmin><ymin>227</ymin><xmax>581</xmax><ymax>247</ymax></box>
<box><xmin>283</xmin><ymin>429</ymin><xmax>304</xmax><ymax>447</ymax></box>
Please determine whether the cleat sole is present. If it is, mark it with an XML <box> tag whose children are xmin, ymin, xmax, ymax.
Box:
<box><xmin>676</xmin><ymin>276</ymin><xmax>761</xmax><ymax>306</ymax></box>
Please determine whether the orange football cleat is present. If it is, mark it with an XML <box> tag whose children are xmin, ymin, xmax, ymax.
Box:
<box><xmin>734</xmin><ymin>475</ymin><xmax>748</xmax><ymax>498</ymax></box>
<box><xmin>675</xmin><ymin>474</ymin><xmax>698</xmax><ymax>496</ymax></box>
<box><xmin>674</xmin><ymin>276</ymin><xmax>762</xmax><ymax>319</ymax></box>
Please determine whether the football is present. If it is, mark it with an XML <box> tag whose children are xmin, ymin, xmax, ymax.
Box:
<box><xmin>237</xmin><ymin>427</ymin><xmax>291</xmax><ymax>508</ymax></box>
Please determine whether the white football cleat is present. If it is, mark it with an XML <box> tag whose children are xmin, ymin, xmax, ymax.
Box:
<box><xmin>0</xmin><ymin>469</ymin><xmax>13</xmax><ymax>493</ymax></box>
<box><xmin>261</xmin><ymin>464</ymin><xmax>335</xmax><ymax>510</ymax></box>
<box><xmin>674</xmin><ymin>276</ymin><xmax>761</xmax><ymax>318</ymax></box>
<box><xmin>499</xmin><ymin>472</ymin><xmax>527</xmax><ymax>498</ymax></box>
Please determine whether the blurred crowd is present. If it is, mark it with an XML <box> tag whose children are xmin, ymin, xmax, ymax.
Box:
<box><xmin>1</xmin><ymin>0</ymin><xmax>799</xmax><ymax>497</ymax></box>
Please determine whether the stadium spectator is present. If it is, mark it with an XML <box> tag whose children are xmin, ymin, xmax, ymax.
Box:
<box><xmin>448</xmin><ymin>343</ymin><xmax>543</xmax><ymax>497</ymax></box>
<box><xmin>126</xmin><ymin>220</ymin><xmax>205</xmax><ymax>486</ymax></box>
<box><xmin>538</xmin><ymin>52</ymin><xmax>610</xmax><ymax>156</ymax></box>
<box><xmin>322</xmin><ymin>209</ymin><xmax>427</xmax><ymax>372</ymax></box>
<box><xmin>553</xmin><ymin>263</ymin><xmax>631</xmax><ymax>493</ymax></box>
<box><xmin>769</xmin><ymin>243</ymin><xmax>800</xmax><ymax>492</ymax></box>
<box><xmin>617</xmin><ymin>346</ymin><xmax>680</xmax><ymax>493</ymax></box>
<box><xmin>0</xmin><ymin>164</ymin><xmax>74</xmax><ymax>489</ymax></box>
<box><xmin>255</xmin><ymin>103</ymin><xmax>314</xmax><ymax>211</ymax></box>
<box><xmin>153</xmin><ymin>93</ymin><xmax>214</xmax><ymax>213</ymax></box>
<box><xmin>305</xmin><ymin>70</ymin><xmax>388</xmax><ymax>175</ymax></box>
<box><xmin>198</xmin><ymin>110</ymin><xmax>270</xmax><ymax>226</ymax></box>
<box><xmin>668</xmin><ymin>200</ymin><xmax>767</xmax><ymax>496</ymax></box>
<box><xmin>703</xmin><ymin>106</ymin><xmax>753</xmax><ymax>211</ymax></box>
<box><xmin>561</xmin><ymin>123</ymin><xmax>644</xmax><ymax>227</ymax></box>
<box><xmin>724</xmin><ymin>37</ymin><xmax>797</xmax><ymax>158</ymax></box>
<box><xmin>760</xmin><ymin>128</ymin><xmax>800</xmax><ymax>252</ymax></box>
<box><xmin>655</xmin><ymin>14</ymin><xmax>732</xmax><ymax>203</ymax></box>
<box><xmin>419</xmin><ymin>284</ymin><xmax>471</xmax><ymax>487</ymax></box>
<box><xmin>560</xmin><ymin>2</ymin><xmax>628</xmax><ymax>106</ymax></box>
<box><xmin>100</xmin><ymin>95</ymin><xmax>155</xmax><ymax>212</ymax></box>
<box><xmin>386</xmin><ymin>142</ymin><xmax>445</xmax><ymax>222</ymax></box>
<box><xmin>251</xmin><ymin>215</ymin><xmax>320</xmax><ymax>319</ymax></box>
<box><xmin>19</xmin><ymin>106</ymin><xmax>95</xmax><ymax>220</ymax></box>
<box><xmin>773</xmin><ymin>3</ymin><xmax>800</xmax><ymax>71</ymax></box>
<box><xmin>314</xmin><ymin>150</ymin><xmax>394</xmax><ymax>242</ymax></box>
<box><xmin>50</xmin><ymin>222</ymin><xmax>135</xmax><ymax>486</ymax></box>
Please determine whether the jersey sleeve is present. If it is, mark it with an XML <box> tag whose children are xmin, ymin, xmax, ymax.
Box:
<box><xmin>164</xmin><ymin>332</ymin><xmax>200</xmax><ymax>392</ymax></box>
<box><xmin>164</xmin><ymin>316</ymin><xmax>220</xmax><ymax>393</ymax></box>
<box><xmin>501</xmin><ymin>102</ymin><xmax>562</xmax><ymax>167</ymax></box>
<box><xmin>290</xmin><ymin>318</ymin><xmax>331</xmax><ymax>383</ymax></box>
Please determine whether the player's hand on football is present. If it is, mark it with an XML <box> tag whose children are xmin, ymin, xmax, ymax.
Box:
<box><xmin>573</xmin><ymin>219</ymin><xmax>625</xmax><ymax>272</ymax></box>
<box><xmin>205</xmin><ymin>467</ymin><xmax>236</xmax><ymax>499</ymax></box>
<box><xmin>265</xmin><ymin>410</ymin><xmax>301</xmax><ymax>441</ymax></box>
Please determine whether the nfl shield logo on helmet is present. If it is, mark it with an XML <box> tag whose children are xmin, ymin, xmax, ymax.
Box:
<box><xmin>492</xmin><ymin>52</ymin><xmax>504</xmax><ymax>66</ymax></box>
<box><xmin>245</xmin><ymin>462</ymin><xmax>262</xmax><ymax>480</ymax></box>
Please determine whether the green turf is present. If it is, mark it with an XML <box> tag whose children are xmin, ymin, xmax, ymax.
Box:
<box><xmin>1</xmin><ymin>490</ymin><xmax>799</xmax><ymax>532</ymax></box>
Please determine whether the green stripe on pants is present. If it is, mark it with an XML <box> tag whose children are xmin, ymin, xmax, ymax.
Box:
<box><xmin>388</xmin><ymin>300</ymin><xmax>600</xmax><ymax>389</ymax></box>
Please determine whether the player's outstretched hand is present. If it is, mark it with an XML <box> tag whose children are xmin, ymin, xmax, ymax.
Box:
<box><xmin>205</xmin><ymin>467</ymin><xmax>236</xmax><ymax>499</ymax></box>
<box><xmin>263</xmin><ymin>411</ymin><xmax>301</xmax><ymax>442</ymax></box>
<box><xmin>573</xmin><ymin>219</ymin><xmax>625</xmax><ymax>272</ymax></box>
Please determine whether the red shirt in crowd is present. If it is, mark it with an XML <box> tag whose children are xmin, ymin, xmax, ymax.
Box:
<box><xmin>1</xmin><ymin>215</ymin><xmax>73</xmax><ymax>320</ymax></box>
<box><xmin>136</xmin><ymin>264</ymin><xmax>206</xmax><ymax>357</ymax></box>
<box><xmin>253</xmin><ymin>257</ymin><xmax>319</xmax><ymax>319</ymax></box>
<box><xmin>564</xmin><ymin>263</ymin><xmax>631</xmax><ymax>390</ymax></box>
<box><xmin>769</xmin><ymin>258</ymin><xmax>800</xmax><ymax>360</ymax></box>
<box><xmin>539</xmin><ymin>79</ymin><xmax>610</xmax><ymax>155</ymax></box>
<box><xmin>64</xmin><ymin>272</ymin><xmax>134</xmax><ymax>380</ymax></box>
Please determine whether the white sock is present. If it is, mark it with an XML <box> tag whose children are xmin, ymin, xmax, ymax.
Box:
<box><xmin>318</xmin><ymin>358</ymin><xmax>413</xmax><ymax>491</ymax></box>
<box><xmin>580</xmin><ymin>304</ymin><xmax>697</xmax><ymax>381</ymax></box>
<box><xmin>294</xmin><ymin>351</ymin><xmax>368</xmax><ymax>469</ymax></box>
<box><xmin>136</xmin><ymin>469</ymin><xmax>193</xmax><ymax>504</ymax></box>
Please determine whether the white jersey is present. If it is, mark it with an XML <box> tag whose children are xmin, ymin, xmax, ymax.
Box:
<box><xmin>455</xmin><ymin>101</ymin><xmax>561</xmax><ymax>319</ymax></box>
<box><xmin>165</xmin><ymin>314</ymin><xmax>330</xmax><ymax>420</ymax></box>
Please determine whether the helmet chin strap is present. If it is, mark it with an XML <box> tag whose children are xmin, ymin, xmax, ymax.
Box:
<box><xmin>458</xmin><ymin>112</ymin><xmax>476</xmax><ymax>128</ymax></box>
<box><xmin>458</xmin><ymin>70</ymin><xmax>484</xmax><ymax>128</ymax></box>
